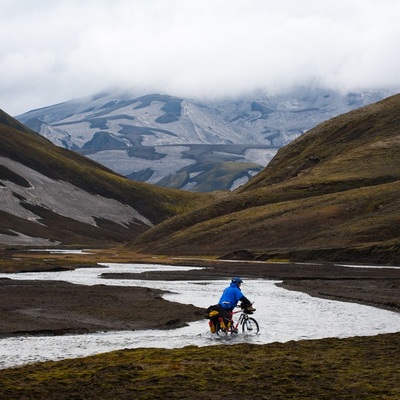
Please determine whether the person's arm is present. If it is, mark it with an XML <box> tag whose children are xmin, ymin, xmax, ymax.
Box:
<box><xmin>239</xmin><ymin>295</ymin><xmax>251</xmax><ymax>307</ymax></box>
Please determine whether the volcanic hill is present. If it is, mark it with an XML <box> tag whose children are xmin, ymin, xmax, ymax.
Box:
<box><xmin>130</xmin><ymin>93</ymin><xmax>400</xmax><ymax>264</ymax></box>
<box><xmin>0</xmin><ymin>110</ymin><xmax>208</xmax><ymax>246</ymax></box>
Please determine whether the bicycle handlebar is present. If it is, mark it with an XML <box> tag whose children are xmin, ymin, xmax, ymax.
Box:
<box><xmin>232</xmin><ymin>302</ymin><xmax>256</xmax><ymax>314</ymax></box>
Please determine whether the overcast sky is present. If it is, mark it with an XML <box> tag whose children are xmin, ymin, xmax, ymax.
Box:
<box><xmin>1</xmin><ymin>0</ymin><xmax>400</xmax><ymax>115</ymax></box>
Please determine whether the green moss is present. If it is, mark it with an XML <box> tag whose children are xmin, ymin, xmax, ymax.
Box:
<box><xmin>1</xmin><ymin>333</ymin><xmax>399</xmax><ymax>399</ymax></box>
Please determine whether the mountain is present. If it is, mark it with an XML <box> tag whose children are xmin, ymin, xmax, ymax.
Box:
<box><xmin>0</xmin><ymin>110</ymin><xmax>208</xmax><ymax>246</ymax></box>
<box><xmin>16</xmin><ymin>87</ymin><xmax>394</xmax><ymax>192</ymax></box>
<box><xmin>130</xmin><ymin>93</ymin><xmax>400</xmax><ymax>264</ymax></box>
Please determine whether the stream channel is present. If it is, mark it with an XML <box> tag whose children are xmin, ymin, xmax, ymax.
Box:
<box><xmin>1</xmin><ymin>261</ymin><xmax>400</xmax><ymax>370</ymax></box>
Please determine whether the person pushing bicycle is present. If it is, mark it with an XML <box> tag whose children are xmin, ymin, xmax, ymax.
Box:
<box><xmin>217</xmin><ymin>277</ymin><xmax>254</xmax><ymax>329</ymax></box>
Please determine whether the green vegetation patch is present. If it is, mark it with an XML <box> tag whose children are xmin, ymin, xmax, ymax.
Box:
<box><xmin>0</xmin><ymin>333</ymin><xmax>399</xmax><ymax>399</ymax></box>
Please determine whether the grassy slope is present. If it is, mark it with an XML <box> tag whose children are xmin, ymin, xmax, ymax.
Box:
<box><xmin>237</xmin><ymin>93</ymin><xmax>400</xmax><ymax>191</ymax></box>
<box><xmin>191</xmin><ymin>161</ymin><xmax>262</xmax><ymax>192</ymax></box>
<box><xmin>0</xmin><ymin>333</ymin><xmax>399</xmax><ymax>399</ymax></box>
<box><xmin>158</xmin><ymin>161</ymin><xmax>262</xmax><ymax>192</ymax></box>
<box><xmin>0</xmin><ymin>109</ymin><xmax>211</xmax><ymax>244</ymax></box>
<box><xmin>131</xmin><ymin>94</ymin><xmax>400</xmax><ymax>262</ymax></box>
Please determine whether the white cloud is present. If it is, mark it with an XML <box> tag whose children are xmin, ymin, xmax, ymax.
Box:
<box><xmin>1</xmin><ymin>0</ymin><xmax>400</xmax><ymax>115</ymax></box>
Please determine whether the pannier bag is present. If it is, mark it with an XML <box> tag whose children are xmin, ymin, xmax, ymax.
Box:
<box><xmin>206</xmin><ymin>304</ymin><xmax>221</xmax><ymax>333</ymax></box>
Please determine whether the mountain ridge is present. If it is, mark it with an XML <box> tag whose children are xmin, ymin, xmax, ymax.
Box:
<box><xmin>16</xmin><ymin>87</ymin><xmax>394</xmax><ymax>191</ymax></box>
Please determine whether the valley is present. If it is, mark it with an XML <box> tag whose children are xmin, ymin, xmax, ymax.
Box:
<box><xmin>1</xmin><ymin>91</ymin><xmax>400</xmax><ymax>399</ymax></box>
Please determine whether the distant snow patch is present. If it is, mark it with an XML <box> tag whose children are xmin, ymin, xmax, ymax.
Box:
<box><xmin>230</xmin><ymin>176</ymin><xmax>249</xmax><ymax>190</ymax></box>
<box><xmin>87</xmin><ymin>147</ymin><xmax>195</xmax><ymax>183</ymax></box>
<box><xmin>244</xmin><ymin>148</ymin><xmax>278</xmax><ymax>166</ymax></box>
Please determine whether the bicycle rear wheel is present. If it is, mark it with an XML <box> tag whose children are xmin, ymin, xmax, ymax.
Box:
<box><xmin>242</xmin><ymin>317</ymin><xmax>259</xmax><ymax>335</ymax></box>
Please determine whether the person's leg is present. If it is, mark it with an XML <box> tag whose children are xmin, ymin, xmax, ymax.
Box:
<box><xmin>219</xmin><ymin>308</ymin><xmax>232</xmax><ymax>328</ymax></box>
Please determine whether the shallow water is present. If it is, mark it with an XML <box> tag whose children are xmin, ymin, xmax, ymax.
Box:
<box><xmin>1</xmin><ymin>262</ymin><xmax>400</xmax><ymax>370</ymax></box>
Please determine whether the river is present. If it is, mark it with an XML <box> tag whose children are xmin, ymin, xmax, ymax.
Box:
<box><xmin>1</xmin><ymin>262</ymin><xmax>400</xmax><ymax>370</ymax></box>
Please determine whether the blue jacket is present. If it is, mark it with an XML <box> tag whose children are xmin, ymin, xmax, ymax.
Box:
<box><xmin>218</xmin><ymin>282</ymin><xmax>250</xmax><ymax>311</ymax></box>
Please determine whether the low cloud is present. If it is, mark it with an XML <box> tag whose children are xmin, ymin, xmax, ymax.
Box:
<box><xmin>1</xmin><ymin>0</ymin><xmax>400</xmax><ymax>115</ymax></box>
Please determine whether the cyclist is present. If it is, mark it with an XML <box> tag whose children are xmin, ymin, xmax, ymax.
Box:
<box><xmin>217</xmin><ymin>277</ymin><xmax>252</xmax><ymax>329</ymax></box>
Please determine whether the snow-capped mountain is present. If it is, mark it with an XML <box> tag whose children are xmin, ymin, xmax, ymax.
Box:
<box><xmin>16</xmin><ymin>87</ymin><xmax>396</xmax><ymax>191</ymax></box>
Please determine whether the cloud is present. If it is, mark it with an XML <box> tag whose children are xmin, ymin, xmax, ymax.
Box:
<box><xmin>1</xmin><ymin>0</ymin><xmax>400</xmax><ymax>115</ymax></box>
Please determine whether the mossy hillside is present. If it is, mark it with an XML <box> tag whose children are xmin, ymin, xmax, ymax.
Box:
<box><xmin>189</xmin><ymin>162</ymin><xmax>262</xmax><ymax>192</ymax></box>
<box><xmin>239</xmin><ymin>94</ymin><xmax>400</xmax><ymax>191</ymax></box>
<box><xmin>131</xmin><ymin>94</ymin><xmax>400</xmax><ymax>262</ymax></box>
<box><xmin>132</xmin><ymin>179</ymin><xmax>400</xmax><ymax>260</ymax></box>
<box><xmin>0</xmin><ymin>333</ymin><xmax>399</xmax><ymax>399</ymax></box>
<box><xmin>157</xmin><ymin>161</ymin><xmax>261</xmax><ymax>192</ymax></box>
<box><xmin>228</xmin><ymin>182</ymin><xmax>398</xmax><ymax>246</ymax></box>
<box><xmin>0</xmin><ymin>109</ymin><xmax>210</xmax><ymax>223</ymax></box>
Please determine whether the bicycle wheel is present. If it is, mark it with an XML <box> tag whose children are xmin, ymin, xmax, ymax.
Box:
<box><xmin>241</xmin><ymin>317</ymin><xmax>259</xmax><ymax>335</ymax></box>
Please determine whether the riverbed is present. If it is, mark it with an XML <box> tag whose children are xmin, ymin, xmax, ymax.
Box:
<box><xmin>1</xmin><ymin>262</ymin><xmax>400</xmax><ymax>370</ymax></box>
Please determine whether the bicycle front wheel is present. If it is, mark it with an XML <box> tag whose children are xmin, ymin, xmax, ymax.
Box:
<box><xmin>242</xmin><ymin>317</ymin><xmax>259</xmax><ymax>335</ymax></box>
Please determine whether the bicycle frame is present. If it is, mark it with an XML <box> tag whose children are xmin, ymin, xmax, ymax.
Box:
<box><xmin>228</xmin><ymin>308</ymin><xmax>247</xmax><ymax>333</ymax></box>
<box><xmin>216</xmin><ymin>306</ymin><xmax>259</xmax><ymax>335</ymax></box>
